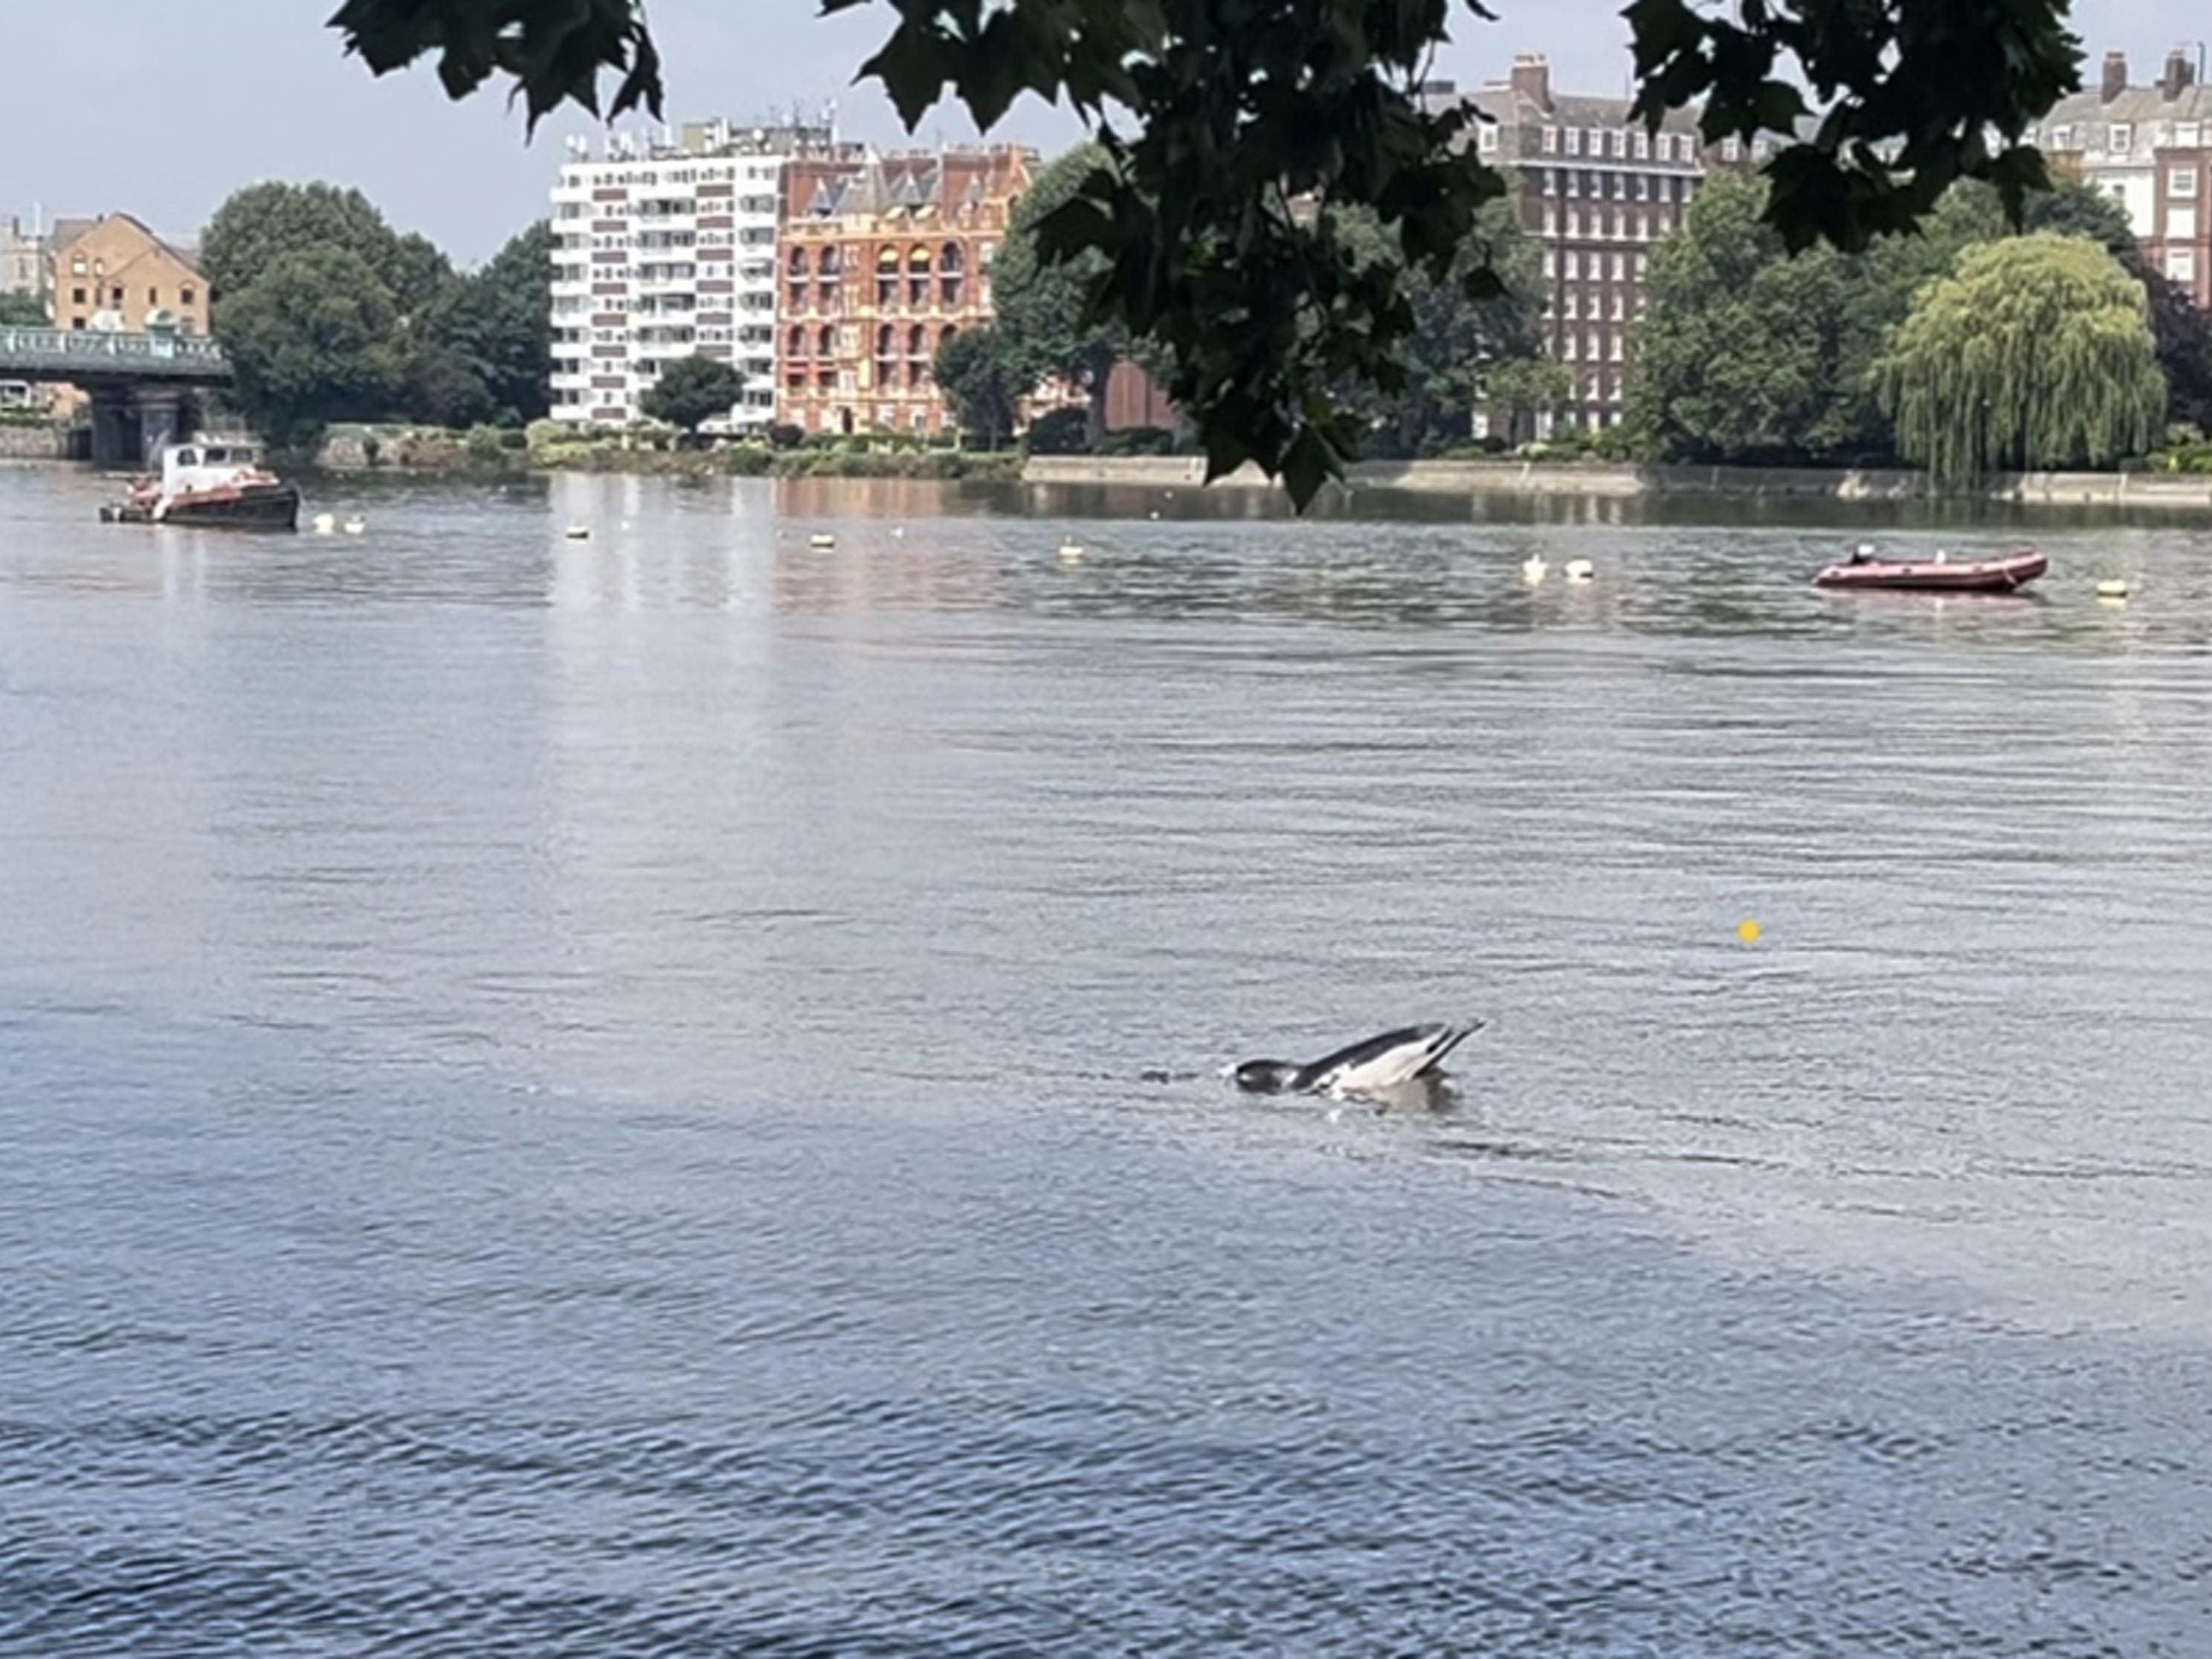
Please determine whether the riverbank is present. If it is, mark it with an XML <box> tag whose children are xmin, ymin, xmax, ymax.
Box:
<box><xmin>1025</xmin><ymin>454</ymin><xmax>2212</xmax><ymax>509</ymax></box>
<box><xmin>308</xmin><ymin>423</ymin><xmax>1024</xmax><ymax>483</ymax></box>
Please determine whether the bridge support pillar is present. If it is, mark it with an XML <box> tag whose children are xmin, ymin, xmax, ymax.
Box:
<box><xmin>83</xmin><ymin>383</ymin><xmax>201</xmax><ymax>468</ymax></box>
<box><xmin>85</xmin><ymin>384</ymin><xmax>142</xmax><ymax>470</ymax></box>
<box><xmin>135</xmin><ymin>386</ymin><xmax>193</xmax><ymax>465</ymax></box>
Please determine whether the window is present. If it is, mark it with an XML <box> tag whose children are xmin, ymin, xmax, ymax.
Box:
<box><xmin>1566</xmin><ymin>170</ymin><xmax>1581</xmax><ymax>197</ymax></box>
<box><xmin>1543</xmin><ymin>168</ymin><xmax>1558</xmax><ymax>196</ymax></box>
<box><xmin>1567</xmin><ymin>208</ymin><xmax>1581</xmax><ymax>237</ymax></box>
<box><xmin>1542</xmin><ymin>126</ymin><xmax>1559</xmax><ymax>154</ymax></box>
<box><xmin>1564</xmin><ymin>127</ymin><xmax>1581</xmax><ymax>156</ymax></box>
<box><xmin>2173</xmin><ymin>167</ymin><xmax>2199</xmax><ymax>199</ymax></box>
<box><xmin>1611</xmin><ymin>129</ymin><xmax>1628</xmax><ymax>156</ymax></box>
<box><xmin>1610</xmin><ymin>335</ymin><xmax>1625</xmax><ymax>361</ymax></box>
<box><xmin>1587</xmin><ymin>128</ymin><xmax>1605</xmax><ymax>156</ymax></box>
<box><xmin>1563</xmin><ymin>290</ymin><xmax>1579</xmax><ymax>319</ymax></box>
<box><xmin>148</xmin><ymin>288</ymin><xmax>160</xmax><ymax>307</ymax></box>
<box><xmin>2183</xmin><ymin>122</ymin><xmax>2205</xmax><ymax>149</ymax></box>
<box><xmin>1542</xmin><ymin>248</ymin><xmax>1557</xmax><ymax>278</ymax></box>
<box><xmin>1477</xmin><ymin>123</ymin><xmax>1498</xmax><ymax>155</ymax></box>
<box><xmin>1611</xmin><ymin>251</ymin><xmax>1626</xmax><ymax>280</ymax></box>
<box><xmin>2050</xmin><ymin>124</ymin><xmax>2072</xmax><ymax>149</ymax></box>
<box><xmin>2168</xmin><ymin>247</ymin><xmax>2197</xmax><ymax>285</ymax></box>
<box><xmin>1564</xmin><ymin>251</ymin><xmax>1580</xmax><ymax>278</ymax></box>
<box><xmin>1542</xmin><ymin>205</ymin><xmax>1558</xmax><ymax>235</ymax></box>
<box><xmin>1634</xmin><ymin>130</ymin><xmax>1650</xmax><ymax>159</ymax></box>
<box><xmin>71</xmin><ymin>286</ymin><xmax>85</xmax><ymax>305</ymax></box>
<box><xmin>1636</xmin><ymin>174</ymin><xmax>1649</xmax><ymax>201</ymax></box>
<box><xmin>2109</xmin><ymin>123</ymin><xmax>2132</xmax><ymax>153</ymax></box>
<box><xmin>1634</xmin><ymin>253</ymin><xmax>1648</xmax><ymax>277</ymax></box>
<box><xmin>1612</xmin><ymin>291</ymin><xmax>1625</xmax><ymax>320</ymax></box>
<box><xmin>1585</xmin><ymin>331</ymin><xmax>1601</xmax><ymax>362</ymax></box>
<box><xmin>1562</xmin><ymin>333</ymin><xmax>1579</xmax><ymax>361</ymax></box>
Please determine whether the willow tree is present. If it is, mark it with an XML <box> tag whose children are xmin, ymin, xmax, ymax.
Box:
<box><xmin>1874</xmin><ymin>234</ymin><xmax>2164</xmax><ymax>486</ymax></box>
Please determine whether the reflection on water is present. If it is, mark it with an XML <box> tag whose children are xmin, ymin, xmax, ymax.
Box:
<box><xmin>6</xmin><ymin>465</ymin><xmax>2212</xmax><ymax>1652</ymax></box>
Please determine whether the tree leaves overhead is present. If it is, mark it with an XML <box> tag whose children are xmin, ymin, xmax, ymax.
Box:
<box><xmin>1625</xmin><ymin>0</ymin><xmax>2080</xmax><ymax>252</ymax></box>
<box><xmin>327</xmin><ymin>0</ymin><xmax>662</xmax><ymax>129</ymax></box>
<box><xmin>329</xmin><ymin>0</ymin><xmax>2091</xmax><ymax>504</ymax></box>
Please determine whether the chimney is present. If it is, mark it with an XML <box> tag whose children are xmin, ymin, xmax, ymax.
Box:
<box><xmin>2163</xmin><ymin>48</ymin><xmax>2195</xmax><ymax>100</ymax></box>
<box><xmin>2103</xmin><ymin>50</ymin><xmax>2128</xmax><ymax>102</ymax></box>
<box><xmin>1509</xmin><ymin>54</ymin><xmax>1552</xmax><ymax>114</ymax></box>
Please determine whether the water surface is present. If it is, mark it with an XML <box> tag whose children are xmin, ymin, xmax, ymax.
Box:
<box><xmin>4</xmin><ymin>465</ymin><xmax>2211</xmax><ymax>1655</ymax></box>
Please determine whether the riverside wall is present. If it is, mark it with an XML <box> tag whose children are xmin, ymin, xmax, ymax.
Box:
<box><xmin>1022</xmin><ymin>454</ymin><xmax>2212</xmax><ymax>510</ymax></box>
<box><xmin>0</xmin><ymin>425</ymin><xmax>72</xmax><ymax>461</ymax></box>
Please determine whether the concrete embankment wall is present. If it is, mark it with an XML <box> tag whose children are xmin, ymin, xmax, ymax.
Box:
<box><xmin>1023</xmin><ymin>454</ymin><xmax>2212</xmax><ymax>510</ymax></box>
<box><xmin>0</xmin><ymin>425</ymin><xmax>72</xmax><ymax>461</ymax></box>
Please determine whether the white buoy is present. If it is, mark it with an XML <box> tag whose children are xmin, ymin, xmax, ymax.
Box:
<box><xmin>564</xmin><ymin>524</ymin><xmax>590</xmax><ymax>541</ymax></box>
<box><xmin>2096</xmin><ymin>577</ymin><xmax>2131</xmax><ymax>601</ymax></box>
<box><xmin>311</xmin><ymin>512</ymin><xmax>336</xmax><ymax>536</ymax></box>
<box><xmin>342</xmin><ymin>515</ymin><xmax>367</xmax><ymax>536</ymax></box>
<box><xmin>809</xmin><ymin>532</ymin><xmax>836</xmax><ymax>549</ymax></box>
<box><xmin>1058</xmin><ymin>537</ymin><xmax>1084</xmax><ymax>564</ymax></box>
<box><xmin>1521</xmin><ymin>553</ymin><xmax>1548</xmax><ymax>586</ymax></box>
<box><xmin>1148</xmin><ymin>509</ymin><xmax>1161</xmax><ymax>520</ymax></box>
<box><xmin>1564</xmin><ymin>558</ymin><xmax>1595</xmax><ymax>583</ymax></box>
<box><xmin>892</xmin><ymin>525</ymin><xmax>906</xmax><ymax>539</ymax></box>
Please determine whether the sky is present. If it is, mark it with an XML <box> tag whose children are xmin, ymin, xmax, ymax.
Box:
<box><xmin>0</xmin><ymin>0</ymin><xmax>2201</xmax><ymax>267</ymax></box>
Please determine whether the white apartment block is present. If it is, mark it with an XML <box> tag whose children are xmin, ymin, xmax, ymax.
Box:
<box><xmin>549</xmin><ymin>118</ymin><xmax>840</xmax><ymax>433</ymax></box>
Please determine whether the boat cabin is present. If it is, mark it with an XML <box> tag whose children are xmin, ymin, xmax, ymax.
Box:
<box><xmin>159</xmin><ymin>440</ymin><xmax>268</xmax><ymax>495</ymax></box>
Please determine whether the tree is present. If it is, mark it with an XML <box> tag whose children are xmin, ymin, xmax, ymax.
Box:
<box><xmin>407</xmin><ymin>222</ymin><xmax>553</xmax><ymax>425</ymax></box>
<box><xmin>1628</xmin><ymin>173</ymin><xmax>1987</xmax><ymax>465</ymax></box>
<box><xmin>201</xmin><ymin>181</ymin><xmax>451</xmax><ymax>313</ymax></box>
<box><xmin>330</xmin><ymin>0</ymin><xmax>2083</xmax><ymax>507</ymax></box>
<box><xmin>216</xmin><ymin>245</ymin><xmax>407</xmax><ymax>449</ymax></box>
<box><xmin>1483</xmin><ymin>357</ymin><xmax>1575</xmax><ymax>449</ymax></box>
<box><xmin>0</xmin><ymin>290</ymin><xmax>47</xmax><ymax>326</ymax></box>
<box><xmin>1332</xmin><ymin>198</ymin><xmax>1547</xmax><ymax>457</ymax></box>
<box><xmin>990</xmin><ymin>146</ymin><xmax>1125</xmax><ymax>448</ymax></box>
<box><xmin>1874</xmin><ymin>233</ymin><xmax>2164</xmax><ymax>486</ymax></box>
<box><xmin>932</xmin><ymin>326</ymin><xmax>1026</xmax><ymax>449</ymax></box>
<box><xmin>639</xmin><ymin>355</ymin><xmax>744</xmax><ymax>437</ymax></box>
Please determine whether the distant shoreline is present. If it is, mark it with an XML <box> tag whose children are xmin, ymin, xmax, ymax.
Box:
<box><xmin>1022</xmin><ymin>454</ymin><xmax>2212</xmax><ymax>511</ymax></box>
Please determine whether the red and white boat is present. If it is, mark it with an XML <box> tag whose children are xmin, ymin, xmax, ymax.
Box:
<box><xmin>1813</xmin><ymin>544</ymin><xmax>2047</xmax><ymax>593</ymax></box>
<box><xmin>100</xmin><ymin>439</ymin><xmax>301</xmax><ymax>532</ymax></box>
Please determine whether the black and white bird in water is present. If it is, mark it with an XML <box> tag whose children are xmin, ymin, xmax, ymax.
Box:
<box><xmin>1229</xmin><ymin>1020</ymin><xmax>1485</xmax><ymax>1101</ymax></box>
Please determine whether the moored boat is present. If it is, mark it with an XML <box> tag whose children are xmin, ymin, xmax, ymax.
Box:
<box><xmin>1813</xmin><ymin>544</ymin><xmax>2046</xmax><ymax>593</ymax></box>
<box><xmin>99</xmin><ymin>439</ymin><xmax>301</xmax><ymax>531</ymax></box>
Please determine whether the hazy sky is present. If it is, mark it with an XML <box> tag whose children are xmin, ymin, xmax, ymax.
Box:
<box><xmin>0</xmin><ymin>0</ymin><xmax>2197</xmax><ymax>266</ymax></box>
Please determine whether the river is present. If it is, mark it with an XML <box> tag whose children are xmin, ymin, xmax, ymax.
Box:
<box><xmin>5</xmin><ymin>463</ymin><xmax>2211</xmax><ymax>1654</ymax></box>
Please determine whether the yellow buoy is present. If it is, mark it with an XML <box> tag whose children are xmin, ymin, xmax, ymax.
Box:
<box><xmin>1736</xmin><ymin>918</ymin><xmax>1762</xmax><ymax>944</ymax></box>
<box><xmin>809</xmin><ymin>532</ymin><xmax>836</xmax><ymax>549</ymax></box>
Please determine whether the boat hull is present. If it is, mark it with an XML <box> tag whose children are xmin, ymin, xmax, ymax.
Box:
<box><xmin>1813</xmin><ymin>552</ymin><xmax>2047</xmax><ymax>593</ymax></box>
<box><xmin>101</xmin><ymin>483</ymin><xmax>302</xmax><ymax>532</ymax></box>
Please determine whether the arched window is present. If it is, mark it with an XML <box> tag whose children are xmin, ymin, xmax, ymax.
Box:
<box><xmin>817</xmin><ymin>324</ymin><xmax>836</xmax><ymax>358</ymax></box>
<box><xmin>938</xmin><ymin>242</ymin><xmax>964</xmax><ymax>274</ymax></box>
<box><xmin>874</xmin><ymin>323</ymin><xmax>895</xmax><ymax>358</ymax></box>
<box><xmin>787</xmin><ymin>326</ymin><xmax>807</xmax><ymax>358</ymax></box>
<box><xmin>906</xmin><ymin>323</ymin><xmax>927</xmax><ymax>357</ymax></box>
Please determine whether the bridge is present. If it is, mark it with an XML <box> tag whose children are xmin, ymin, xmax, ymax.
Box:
<box><xmin>0</xmin><ymin>326</ymin><xmax>233</xmax><ymax>466</ymax></box>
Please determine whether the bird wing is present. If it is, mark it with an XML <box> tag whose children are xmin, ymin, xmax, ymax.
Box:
<box><xmin>1297</xmin><ymin>1020</ymin><xmax>1483</xmax><ymax>1093</ymax></box>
